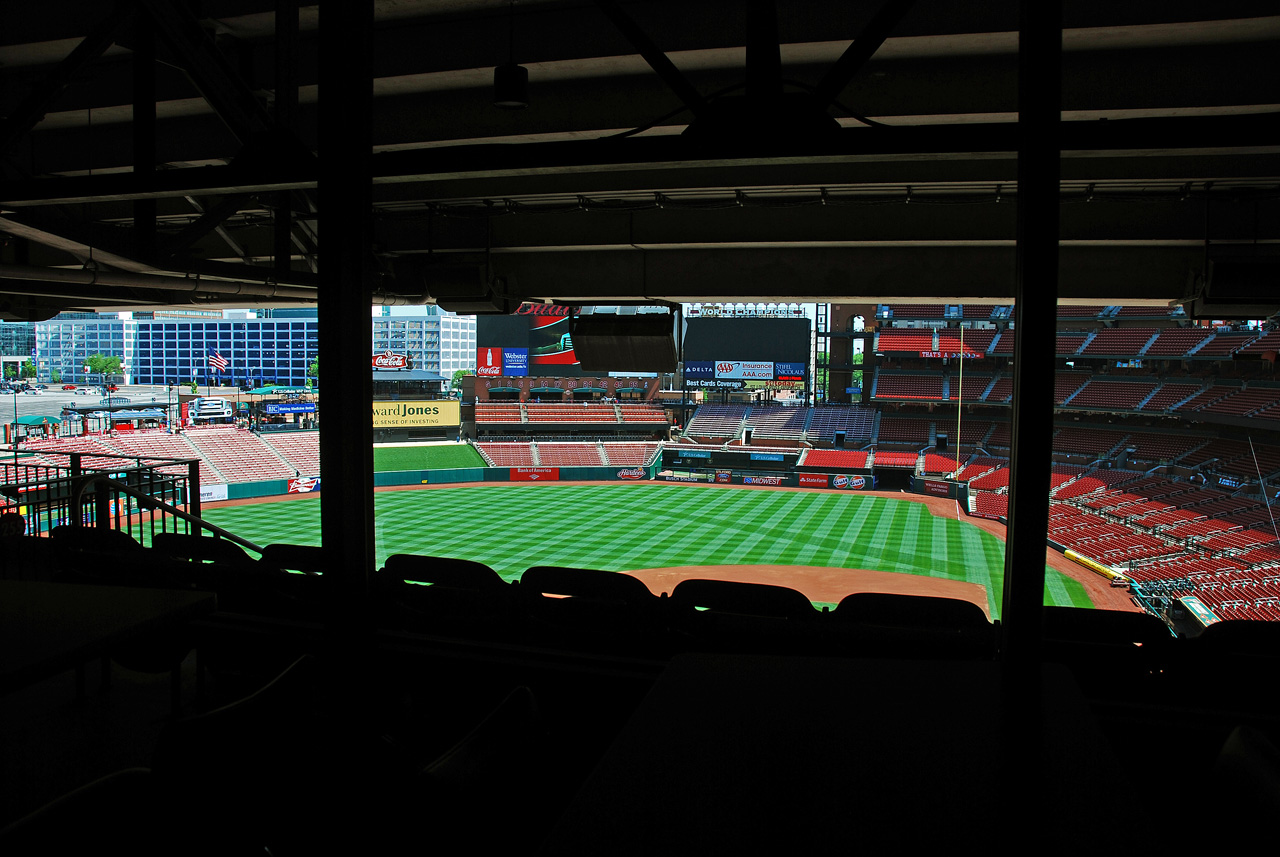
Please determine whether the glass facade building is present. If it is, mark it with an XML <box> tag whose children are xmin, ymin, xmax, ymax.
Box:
<box><xmin>30</xmin><ymin>308</ymin><xmax>475</xmax><ymax>386</ymax></box>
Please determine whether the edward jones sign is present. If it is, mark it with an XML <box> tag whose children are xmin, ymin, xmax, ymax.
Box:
<box><xmin>372</xmin><ymin>400</ymin><xmax>460</xmax><ymax>429</ymax></box>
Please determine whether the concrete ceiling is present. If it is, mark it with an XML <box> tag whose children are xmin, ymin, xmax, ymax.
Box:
<box><xmin>0</xmin><ymin>0</ymin><xmax>1277</xmax><ymax>317</ymax></box>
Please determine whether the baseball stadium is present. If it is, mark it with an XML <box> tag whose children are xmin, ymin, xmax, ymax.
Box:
<box><xmin>2</xmin><ymin>3</ymin><xmax>1278</xmax><ymax>855</ymax></box>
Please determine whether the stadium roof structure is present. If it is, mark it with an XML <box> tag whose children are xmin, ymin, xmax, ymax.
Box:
<box><xmin>0</xmin><ymin>1</ymin><xmax>1275</xmax><ymax>316</ymax></box>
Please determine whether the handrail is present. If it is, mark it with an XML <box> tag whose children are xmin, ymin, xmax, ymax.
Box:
<box><xmin>67</xmin><ymin>472</ymin><xmax>264</xmax><ymax>554</ymax></box>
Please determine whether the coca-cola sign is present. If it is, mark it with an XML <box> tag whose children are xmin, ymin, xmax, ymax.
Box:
<box><xmin>372</xmin><ymin>350</ymin><xmax>412</xmax><ymax>369</ymax></box>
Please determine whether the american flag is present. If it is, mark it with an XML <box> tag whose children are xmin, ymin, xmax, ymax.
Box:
<box><xmin>208</xmin><ymin>349</ymin><xmax>229</xmax><ymax>372</ymax></box>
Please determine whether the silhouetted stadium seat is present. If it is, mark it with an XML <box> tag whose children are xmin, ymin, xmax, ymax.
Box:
<box><xmin>378</xmin><ymin>554</ymin><xmax>516</xmax><ymax>639</ymax></box>
<box><xmin>832</xmin><ymin>592</ymin><xmax>996</xmax><ymax>658</ymax></box>
<box><xmin>668</xmin><ymin>578</ymin><xmax>820</xmax><ymax>654</ymax></box>
<box><xmin>519</xmin><ymin>565</ymin><xmax>664</xmax><ymax>653</ymax></box>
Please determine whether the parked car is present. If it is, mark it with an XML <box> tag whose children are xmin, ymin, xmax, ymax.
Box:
<box><xmin>21</xmin><ymin>388</ymin><xmax>41</xmax><ymax>395</ymax></box>
<box><xmin>62</xmin><ymin>384</ymin><xmax>76</xmax><ymax>390</ymax></box>
<box><xmin>106</xmin><ymin>384</ymin><xmax>119</xmax><ymax>392</ymax></box>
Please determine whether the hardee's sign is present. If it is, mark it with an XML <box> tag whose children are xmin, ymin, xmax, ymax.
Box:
<box><xmin>372</xmin><ymin>350</ymin><xmax>412</xmax><ymax>369</ymax></box>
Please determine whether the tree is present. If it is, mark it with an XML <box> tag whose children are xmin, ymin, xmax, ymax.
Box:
<box><xmin>451</xmin><ymin>369</ymin><xmax>473</xmax><ymax>391</ymax></box>
<box><xmin>3</xmin><ymin>364</ymin><xmax>15</xmax><ymax>381</ymax></box>
<box><xmin>20</xmin><ymin>359</ymin><xmax>36</xmax><ymax>379</ymax></box>
<box><xmin>307</xmin><ymin>356</ymin><xmax>319</xmax><ymax>379</ymax></box>
<box><xmin>85</xmin><ymin>353</ymin><xmax>123</xmax><ymax>376</ymax></box>
<box><xmin>50</xmin><ymin>369</ymin><xmax>62</xmax><ymax>383</ymax></box>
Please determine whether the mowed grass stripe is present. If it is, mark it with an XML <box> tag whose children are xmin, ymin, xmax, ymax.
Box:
<box><xmin>200</xmin><ymin>483</ymin><xmax>1093</xmax><ymax>617</ymax></box>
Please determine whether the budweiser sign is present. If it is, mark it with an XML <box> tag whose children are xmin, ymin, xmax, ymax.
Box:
<box><xmin>515</xmin><ymin>303</ymin><xmax>575</xmax><ymax>317</ymax></box>
<box><xmin>372</xmin><ymin>350</ymin><xmax>412</xmax><ymax>369</ymax></box>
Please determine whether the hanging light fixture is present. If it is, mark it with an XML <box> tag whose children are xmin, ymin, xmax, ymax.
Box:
<box><xmin>493</xmin><ymin>0</ymin><xmax>528</xmax><ymax>109</ymax></box>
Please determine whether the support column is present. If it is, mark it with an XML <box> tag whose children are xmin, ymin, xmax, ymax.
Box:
<box><xmin>132</xmin><ymin>9</ymin><xmax>156</xmax><ymax>262</ymax></box>
<box><xmin>319</xmin><ymin>2</ymin><xmax>375</xmax><ymax>628</ymax></box>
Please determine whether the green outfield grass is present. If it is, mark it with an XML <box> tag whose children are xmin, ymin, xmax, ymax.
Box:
<box><xmin>201</xmin><ymin>483</ymin><xmax>1092</xmax><ymax>618</ymax></box>
<box><xmin>373</xmin><ymin>443</ymin><xmax>487</xmax><ymax>472</ymax></box>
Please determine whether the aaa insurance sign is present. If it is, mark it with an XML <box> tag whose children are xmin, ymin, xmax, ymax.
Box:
<box><xmin>715</xmin><ymin>361</ymin><xmax>774</xmax><ymax>380</ymax></box>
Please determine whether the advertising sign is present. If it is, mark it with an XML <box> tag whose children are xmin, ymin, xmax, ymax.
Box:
<box><xmin>749</xmin><ymin>452</ymin><xmax>785</xmax><ymax>462</ymax></box>
<box><xmin>477</xmin><ymin>347</ymin><xmax>504</xmax><ymax>376</ymax></box>
<box><xmin>775</xmin><ymin>362</ymin><xmax>806</xmax><ymax>380</ymax></box>
<box><xmin>265</xmin><ymin>403</ymin><xmax>317</xmax><ymax>414</ymax></box>
<box><xmin>372</xmin><ymin>400</ymin><xmax>461</xmax><ymax>429</ymax></box>
<box><xmin>372</xmin><ymin>350</ymin><xmax>412</xmax><ymax>369</ymax></box>
<box><xmin>511</xmin><ymin>467</ymin><xmax>560</xmax><ymax>481</ymax></box>
<box><xmin>288</xmin><ymin>477</ymin><xmax>321</xmax><ymax>493</ymax></box>
<box><xmin>834</xmin><ymin>474</ymin><xmax>868</xmax><ymax>490</ymax></box>
<box><xmin>715</xmin><ymin>361</ymin><xmax>774</xmax><ymax>380</ymax></box>
<box><xmin>616</xmin><ymin>468</ymin><xmax>646</xmax><ymax>480</ymax></box>
<box><xmin>715</xmin><ymin>470</ymin><xmax>732</xmax><ymax>483</ymax></box>
<box><xmin>684</xmin><ymin>361</ymin><xmax>715</xmax><ymax>379</ymax></box>
<box><xmin>199</xmin><ymin>483</ymin><xmax>229</xmax><ymax>503</ymax></box>
<box><xmin>798</xmin><ymin>473</ymin><xmax>830</xmax><ymax>488</ymax></box>
<box><xmin>678</xmin><ymin>449</ymin><xmax>712</xmax><ymax>459</ymax></box>
<box><xmin>922</xmin><ymin>478</ymin><xmax>953</xmax><ymax>497</ymax></box>
<box><xmin>743</xmin><ymin>475</ymin><xmax>784</xmax><ymax>486</ymax></box>
<box><xmin>686</xmin><ymin>379</ymin><xmax>746</xmax><ymax>389</ymax></box>
<box><xmin>920</xmin><ymin>351</ymin><xmax>983</xmax><ymax>359</ymax></box>
<box><xmin>502</xmin><ymin>348</ymin><xmax>529</xmax><ymax>377</ymax></box>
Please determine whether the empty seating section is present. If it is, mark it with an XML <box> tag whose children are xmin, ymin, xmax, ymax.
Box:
<box><xmin>601</xmin><ymin>442</ymin><xmax>660</xmax><ymax>465</ymax></box>
<box><xmin>987</xmin><ymin>423</ymin><xmax>1011</xmax><ymax>447</ymax></box>
<box><xmin>921</xmin><ymin>452</ymin><xmax>960</xmax><ymax>475</ymax></box>
<box><xmin>875</xmin><ymin>372</ymin><xmax>943</xmax><ymax>400</ymax></box>
<box><xmin>184</xmin><ymin>427</ymin><xmax>296</xmax><ymax>483</ymax></box>
<box><xmin>475</xmin><ymin>403</ymin><xmax>523</xmax><ymax>423</ymax></box>
<box><xmin>1054</xmin><ymin>373</ymin><xmax>1091</xmax><ymax>403</ymax></box>
<box><xmin>19</xmin><ymin>435</ymin><xmax>129</xmax><ymax>472</ymax></box>
<box><xmin>263</xmin><ymin>433</ymin><xmax>321</xmax><ymax>475</ymax></box>
<box><xmin>1081</xmin><ymin>327</ymin><xmax>1157</xmax><ymax>355</ymax></box>
<box><xmin>1056</xmin><ymin>305</ymin><xmax>1106</xmax><ymax>319</ymax></box>
<box><xmin>972</xmin><ymin>491</ymin><xmax>1008</xmax><ymax>518</ymax></box>
<box><xmin>536</xmin><ymin>443</ymin><xmax>606</xmax><ymax>466</ymax></box>
<box><xmin>936</xmin><ymin>329</ymin><xmax>995</xmax><ymax>354</ymax></box>
<box><xmin>1232</xmin><ymin>331</ymin><xmax>1280</xmax><ymax>355</ymax></box>
<box><xmin>687</xmin><ymin>405</ymin><xmax>749</xmax><ymax>438</ymax></box>
<box><xmin>877</xmin><ymin>417</ymin><xmax>930</xmax><ymax>444</ymax></box>
<box><xmin>1066</xmin><ymin>379</ymin><xmax>1158</xmax><ymax>410</ymax></box>
<box><xmin>1193</xmin><ymin>331</ymin><xmax>1260</xmax><ymax>357</ymax></box>
<box><xmin>1048</xmin><ymin>465</ymin><xmax>1089</xmax><ymax>494</ymax></box>
<box><xmin>991</xmin><ymin>329</ymin><xmax>1014</xmax><ymax>354</ymax></box>
<box><xmin>525</xmin><ymin>403</ymin><xmax>618</xmax><ymax>422</ymax></box>
<box><xmin>1052</xmin><ymin>426</ymin><xmax>1127</xmax><ymax>457</ymax></box>
<box><xmin>745</xmin><ymin>407</ymin><xmax>807</xmax><ymax>440</ymax></box>
<box><xmin>1140</xmin><ymin>381</ymin><xmax>1204</xmax><ymax>411</ymax></box>
<box><xmin>476</xmin><ymin>442</ymin><xmax>537</xmax><ymax>466</ymax></box>
<box><xmin>960</xmin><ymin>304</ymin><xmax>996</xmax><ymax>319</ymax></box>
<box><xmin>617</xmin><ymin>404</ymin><xmax>667</xmax><ymax>424</ymax></box>
<box><xmin>985</xmin><ymin>377</ymin><xmax>1012</xmax><ymax>403</ymax></box>
<box><xmin>1055</xmin><ymin>332</ymin><xmax>1090</xmax><ymax>355</ymax></box>
<box><xmin>873</xmin><ymin>450</ymin><xmax>919</xmax><ymax>468</ymax></box>
<box><xmin>807</xmin><ymin>405</ymin><xmax>876</xmax><ymax>443</ymax></box>
<box><xmin>1200</xmin><ymin>387</ymin><xmax>1280</xmax><ymax>417</ymax></box>
<box><xmin>969</xmin><ymin>466</ymin><xmax>1010</xmax><ymax>490</ymax></box>
<box><xmin>886</xmin><ymin>304</ymin><xmax>945</xmax><ymax>319</ymax></box>
<box><xmin>876</xmin><ymin>329</ymin><xmax>935</xmax><ymax>352</ymax></box>
<box><xmin>1122</xmin><ymin>432</ymin><xmax>1206</xmax><ymax>463</ymax></box>
<box><xmin>802</xmin><ymin>449</ymin><xmax>869</xmax><ymax>469</ymax></box>
<box><xmin>1143</xmin><ymin>328</ymin><xmax>1212</xmax><ymax>357</ymax></box>
<box><xmin>956</xmin><ymin>456</ymin><xmax>1006</xmax><ymax>482</ymax></box>
<box><xmin>948</xmin><ymin>373</ymin><xmax>992</xmax><ymax>402</ymax></box>
<box><xmin>103</xmin><ymin>430</ymin><xmax>205</xmax><ymax>476</ymax></box>
<box><xmin>955</xmin><ymin>419</ymin><xmax>995</xmax><ymax>447</ymax></box>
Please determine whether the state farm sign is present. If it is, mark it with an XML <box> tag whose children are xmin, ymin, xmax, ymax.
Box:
<box><xmin>372</xmin><ymin>350</ymin><xmax>412</xmax><ymax>369</ymax></box>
